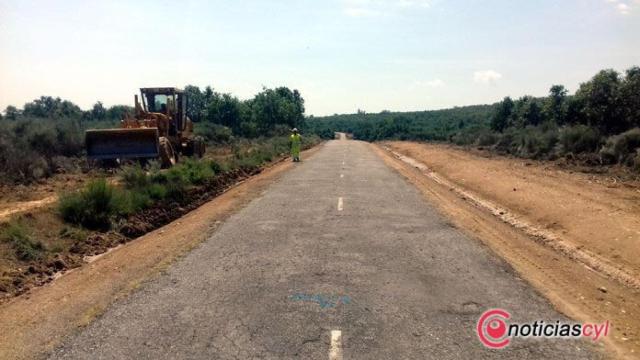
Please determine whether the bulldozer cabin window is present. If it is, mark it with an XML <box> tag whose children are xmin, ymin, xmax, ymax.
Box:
<box><xmin>146</xmin><ymin>94</ymin><xmax>170</xmax><ymax>114</ymax></box>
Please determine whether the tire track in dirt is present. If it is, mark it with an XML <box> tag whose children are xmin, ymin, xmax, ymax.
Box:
<box><xmin>383</xmin><ymin>146</ymin><xmax>640</xmax><ymax>291</ymax></box>
<box><xmin>0</xmin><ymin>196</ymin><xmax>57</xmax><ymax>223</ymax></box>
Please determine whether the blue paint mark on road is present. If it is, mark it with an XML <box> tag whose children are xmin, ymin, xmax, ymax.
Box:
<box><xmin>290</xmin><ymin>293</ymin><xmax>351</xmax><ymax>309</ymax></box>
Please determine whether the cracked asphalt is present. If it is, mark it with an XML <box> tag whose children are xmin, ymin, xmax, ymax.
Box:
<box><xmin>50</xmin><ymin>139</ymin><xmax>601</xmax><ymax>359</ymax></box>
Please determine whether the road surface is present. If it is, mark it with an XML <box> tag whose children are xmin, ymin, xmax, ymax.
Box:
<box><xmin>50</xmin><ymin>140</ymin><xmax>600</xmax><ymax>359</ymax></box>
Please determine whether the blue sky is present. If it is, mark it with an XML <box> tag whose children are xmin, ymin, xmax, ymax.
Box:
<box><xmin>1</xmin><ymin>0</ymin><xmax>638</xmax><ymax>115</ymax></box>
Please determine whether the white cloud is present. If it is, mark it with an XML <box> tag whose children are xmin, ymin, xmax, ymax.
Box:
<box><xmin>617</xmin><ymin>3</ymin><xmax>631</xmax><ymax>14</ymax></box>
<box><xmin>604</xmin><ymin>0</ymin><xmax>633</xmax><ymax>14</ymax></box>
<box><xmin>473</xmin><ymin>70</ymin><xmax>502</xmax><ymax>84</ymax></box>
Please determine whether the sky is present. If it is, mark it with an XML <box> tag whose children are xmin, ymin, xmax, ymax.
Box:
<box><xmin>0</xmin><ymin>0</ymin><xmax>639</xmax><ymax>116</ymax></box>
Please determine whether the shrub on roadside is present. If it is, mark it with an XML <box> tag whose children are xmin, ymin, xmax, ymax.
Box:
<box><xmin>600</xmin><ymin>128</ymin><xmax>640</xmax><ymax>165</ymax></box>
<box><xmin>517</xmin><ymin>127</ymin><xmax>559</xmax><ymax>159</ymax></box>
<box><xmin>476</xmin><ymin>131</ymin><xmax>500</xmax><ymax>146</ymax></box>
<box><xmin>558</xmin><ymin>125</ymin><xmax>602</xmax><ymax>155</ymax></box>
<box><xmin>1</xmin><ymin>221</ymin><xmax>46</xmax><ymax>261</ymax></box>
<box><xmin>195</xmin><ymin>123</ymin><xmax>233</xmax><ymax>143</ymax></box>
<box><xmin>120</xmin><ymin>164</ymin><xmax>150</xmax><ymax>189</ymax></box>
<box><xmin>0</xmin><ymin>117</ymin><xmax>84</xmax><ymax>183</ymax></box>
<box><xmin>58</xmin><ymin>179</ymin><xmax>131</xmax><ymax>230</ymax></box>
<box><xmin>180</xmin><ymin>159</ymin><xmax>215</xmax><ymax>185</ymax></box>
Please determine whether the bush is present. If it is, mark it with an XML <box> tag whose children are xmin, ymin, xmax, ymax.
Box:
<box><xmin>600</xmin><ymin>128</ymin><xmax>640</xmax><ymax>164</ymax></box>
<box><xmin>195</xmin><ymin>123</ymin><xmax>233</xmax><ymax>143</ymax></box>
<box><xmin>517</xmin><ymin>127</ymin><xmax>559</xmax><ymax>159</ymax></box>
<box><xmin>120</xmin><ymin>160</ymin><xmax>214</xmax><ymax>205</ymax></box>
<box><xmin>180</xmin><ymin>159</ymin><xmax>215</xmax><ymax>185</ymax></box>
<box><xmin>633</xmin><ymin>150</ymin><xmax>640</xmax><ymax>171</ymax></box>
<box><xmin>0</xmin><ymin>117</ymin><xmax>84</xmax><ymax>183</ymax></box>
<box><xmin>58</xmin><ymin>179</ymin><xmax>130</xmax><ymax>230</ymax></box>
<box><xmin>1</xmin><ymin>221</ymin><xmax>46</xmax><ymax>261</ymax></box>
<box><xmin>120</xmin><ymin>164</ymin><xmax>150</xmax><ymax>188</ymax></box>
<box><xmin>493</xmin><ymin>129</ymin><xmax>519</xmax><ymax>154</ymax></box>
<box><xmin>476</xmin><ymin>131</ymin><xmax>500</xmax><ymax>146</ymax></box>
<box><xmin>559</xmin><ymin>125</ymin><xmax>602</xmax><ymax>154</ymax></box>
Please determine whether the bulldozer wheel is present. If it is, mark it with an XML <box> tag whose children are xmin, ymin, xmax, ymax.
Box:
<box><xmin>159</xmin><ymin>137</ymin><xmax>176</xmax><ymax>168</ymax></box>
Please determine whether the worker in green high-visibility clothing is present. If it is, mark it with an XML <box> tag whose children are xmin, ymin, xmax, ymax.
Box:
<box><xmin>290</xmin><ymin>128</ymin><xmax>302</xmax><ymax>162</ymax></box>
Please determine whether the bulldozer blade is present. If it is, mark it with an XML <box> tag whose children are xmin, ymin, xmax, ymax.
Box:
<box><xmin>86</xmin><ymin>128</ymin><xmax>160</xmax><ymax>160</ymax></box>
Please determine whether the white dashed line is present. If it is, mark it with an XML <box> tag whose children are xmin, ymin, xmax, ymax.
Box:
<box><xmin>337</xmin><ymin>197</ymin><xmax>343</xmax><ymax>211</ymax></box>
<box><xmin>329</xmin><ymin>330</ymin><xmax>343</xmax><ymax>360</ymax></box>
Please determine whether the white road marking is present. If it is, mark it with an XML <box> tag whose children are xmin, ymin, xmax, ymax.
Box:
<box><xmin>342</xmin><ymin>161</ymin><xmax>345</xmax><ymax>165</ymax></box>
<box><xmin>340</xmin><ymin>174</ymin><xmax>344</xmax><ymax>178</ymax></box>
<box><xmin>329</xmin><ymin>330</ymin><xmax>343</xmax><ymax>360</ymax></box>
<box><xmin>337</xmin><ymin>197</ymin><xmax>343</xmax><ymax>211</ymax></box>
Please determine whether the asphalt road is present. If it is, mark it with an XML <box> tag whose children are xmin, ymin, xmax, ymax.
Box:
<box><xmin>50</xmin><ymin>139</ymin><xmax>601</xmax><ymax>359</ymax></box>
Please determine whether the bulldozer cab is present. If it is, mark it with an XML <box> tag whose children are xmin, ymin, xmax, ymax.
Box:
<box><xmin>140</xmin><ymin>87</ymin><xmax>187</xmax><ymax>133</ymax></box>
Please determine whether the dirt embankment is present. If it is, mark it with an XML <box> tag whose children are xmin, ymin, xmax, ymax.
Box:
<box><xmin>377</xmin><ymin>141</ymin><xmax>640</xmax><ymax>359</ymax></box>
<box><xmin>0</xmin><ymin>167</ymin><xmax>260</xmax><ymax>299</ymax></box>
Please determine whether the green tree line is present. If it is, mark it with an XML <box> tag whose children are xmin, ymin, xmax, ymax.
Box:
<box><xmin>184</xmin><ymin>85</ymin><xmax>305</xmax><ymax>140</ymax></box>
<box><xmin>307</xmin><ymin>67</ymin><xmax>640</xmax><ymax>170</ymax></box>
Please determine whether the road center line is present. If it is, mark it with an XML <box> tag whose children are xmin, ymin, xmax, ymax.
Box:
<box><xmin>329</xmin><ymin>330</ymin><xmax>343</xmax><ymax>360</ymax></box>
<box><xmin>337</xmin><ymin>197</ymin><xmax>343</xmax><ymax>211</ymax></box>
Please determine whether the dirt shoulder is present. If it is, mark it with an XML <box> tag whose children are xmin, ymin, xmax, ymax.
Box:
<box><xmin>383</xmin><ymin>141</ymin><xmax>640</xmax><ymax>282</ymax></box>
<box><xmin>375</xmin><ymin>141</ymin><xmax>640</xmax><ymax>359</ymax></box>
<box><xmin>0</xmin><ymin>145</ymin><xmax>322</xmax><ymax>360</ymax></box>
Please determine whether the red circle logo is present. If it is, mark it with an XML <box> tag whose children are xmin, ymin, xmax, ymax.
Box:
<box><xmin>477</xmin><ymin>309</ymin><xmax>511</xmax><ymax>348</ymax></box>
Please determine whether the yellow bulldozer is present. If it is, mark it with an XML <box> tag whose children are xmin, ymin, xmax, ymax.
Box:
<box><xmin>85</xmin><ymin>87</ymin><xmax>205</xmax><ymax>167</ymax></box>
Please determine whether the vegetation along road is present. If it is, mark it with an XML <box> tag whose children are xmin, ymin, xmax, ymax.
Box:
<box><xmin>47</xmin><ymin>138</ymin><xmax>602</xmax><ymax>359</ymax></box>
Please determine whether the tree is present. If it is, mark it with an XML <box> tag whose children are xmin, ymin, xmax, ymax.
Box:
<box><xmin>22</xmin><ymin>96</ymin><xmax>82</xmax><ymax>118</ymax></box>
<box><xmin>248</xmin><ymin>87</ymin><xmax>305</xmax><ymax>134</ymax></box>
<box><xmin>106</xmin><ymin>105</ymin><xmax>134</xmax><ymax>120</ymax></box>
<box><xmin>205</xmin><ymin>93</ymin><xmax>246</xmax><ymax>132</ymax></box>
<box><xmin>4</xmin><ymin>105</ymin><xmax>20</xmax><ymax>120</ymax></box>
<box><xmin>522</xmin><ymin>99</ymin><xmax>542</xmax><ymax>127</ymax></box>
<box><xmin>619</xmin><ymin>66</ymin><xmax>640</xmax><ymax>128</ymax></box>
<box><xmin>184</xmin><ymin>85</ymin><xmax>206</xmax><ymax>122</ymax></box>
<box><xmin>91</xmin><ymin>101</ymin><xmax>107</xmax><ymax>121</ymax></box>
<box><xmin>543</xmin><ymin>85</ymin><xmax>568</xmax><ymax>125</ymax></box>
<box><xmin>491</xmin><ymin>97</ymin><xmax>514</xmax><ymax>132</ymax></box>
<box><xmin>204</xmin><ymin>86</ymin><xmax>214</xmax><ymax>103</ymax></box>
<box><xmin>575</xmin><ymin>69</ymin><xmax>623</xmax><ymax>134</ymax></box>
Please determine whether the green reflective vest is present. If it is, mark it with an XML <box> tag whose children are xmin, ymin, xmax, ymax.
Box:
<box><xmin>290</xmin><ymin>133</ymin><xmax>301</xmax><ymax>155</ymax></box>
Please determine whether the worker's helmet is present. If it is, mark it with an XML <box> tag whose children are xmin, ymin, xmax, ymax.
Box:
<box><xmin>292</xmin><ymin>128</ymin><xmax>298</xmax><ymax>133</ymax></box>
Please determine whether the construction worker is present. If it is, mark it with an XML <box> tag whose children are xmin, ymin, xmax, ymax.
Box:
<box><xmin>290</xmin><ymin>128</ymin><xmax>302</xmax><ymax>162</ymax></box>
